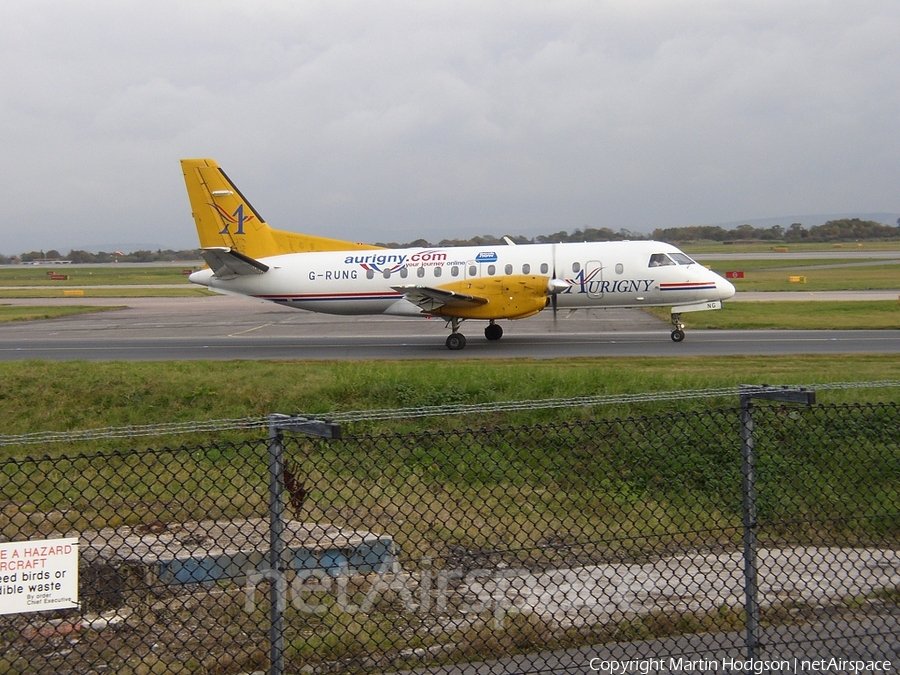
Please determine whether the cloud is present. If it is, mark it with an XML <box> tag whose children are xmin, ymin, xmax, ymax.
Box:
<box><xmin>1</xmin><ymin>0</ymin><xmax>898</xmax><ymax>253</ymax></box>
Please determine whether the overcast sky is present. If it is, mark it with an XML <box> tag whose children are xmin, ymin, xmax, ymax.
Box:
<box><xmin>1</xmin><ymin>1</ymin><xmax>898</xmax><ymax>254</ymax></box>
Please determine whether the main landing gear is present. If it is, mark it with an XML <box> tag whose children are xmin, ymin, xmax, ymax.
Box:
<box><xmin>446</xmin><ymin>333</ymin><xmax>467</xmax><ymax>350</ymax></box>
<box><xmin>484</xmin><ymin>320</ymin><xmax>503</xmax><ymax>341</ymax></box>
<box><xmin>444</xmin><ymin>319</ymin><xmax>504</xmax><ymax>350</ymax></box>
<box><xmin>670</xmin><ymin>313</ymin><xmax>686</xmax><ymax>342</ymax></box>
<box><xmin>445</xmin><ymin>317</ymin><xmax>467</xmax><ymax>350</ymax></box>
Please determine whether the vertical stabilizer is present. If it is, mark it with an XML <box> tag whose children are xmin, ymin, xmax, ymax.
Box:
<box><xmin>180</xmin><ymin>159</ymin><xmax>382</xmax><ymax>258</ymax></box>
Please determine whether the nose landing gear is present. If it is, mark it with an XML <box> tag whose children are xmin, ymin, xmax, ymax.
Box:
<box><xmin>670</xmin><ymin>313</ymin><xmax>686</xmax><ymax>342</ymax></box>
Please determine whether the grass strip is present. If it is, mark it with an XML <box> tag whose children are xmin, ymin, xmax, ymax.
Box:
<box><xmin>0</xmin><ymin>266</ymin><xmax>197</xmax><ymax>286</ymax></box>
<box><xmin>0</xmin><ymin>355</ymin><xmax>897</xmax><ymax>455</ymax></box>
<box><xmin>0</xmin><ymin>287</ymin><xmax>214</xmax><ymax>299</ymax></box>
<box><xmin>702</xmin><ymin>258</ymin><xmax>899</xmax><ymax>271</ymax></box>
<box><xmin>0</xmin><ymin>305</ymin><xmax>125</xmax><ymax>323</ymax></box>
<box><xmin>682</xmin><ymin>242</ymin><xmax>900</xmax><ymax>254</ymax></box>
<box><xmin>706</xmin><ymin>265</ymin><xmax>900</xmax><ymax>292</ymax></box>
<box><xmin>645</xmin><ymin>301</ymin><xmax>900</xmax><ymax>330</ymax></box>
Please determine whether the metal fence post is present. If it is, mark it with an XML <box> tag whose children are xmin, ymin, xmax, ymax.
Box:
<box><xmin>738</xmin><ymin>386</ymin><xmax>815</xmax><ymax>666</ymax></box>
<box><xmin>738</xmin><ymin>392</ymin><xmax>761</xmax><ymax>663</ymax></box>
<box><xmin>267</xmin><ymin>416</ymin><xmax>287</xmax><ymax>675</ymax></box>
<box><xmin>267</xmin><ymin>414</ymin><xmax>342</xmax><ymax>675</ymax></box>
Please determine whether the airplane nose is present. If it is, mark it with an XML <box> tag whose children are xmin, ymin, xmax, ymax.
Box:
<box><xmin>716</xmin><ymin>276</ymin><xmax>736</xmax><ymax>300</ymax></box>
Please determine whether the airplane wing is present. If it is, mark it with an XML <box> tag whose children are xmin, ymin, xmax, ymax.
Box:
<box><xmin>200</xmin><ymin>247</ymin><xmax>269</xmax><ymax>280</ymax></box>
<box><xmin>391</xmin><ymin>285</ymin><xmax>489</xmax><ymax>313</ymax></box>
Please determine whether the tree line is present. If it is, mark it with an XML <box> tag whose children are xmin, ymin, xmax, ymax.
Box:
<box><xmin>1</xmin><ymin>249</ymin><xmax>201</xmax><ymax>265</ymax></box>
<box><xmin>2</xmin><ymin>218</ymin><xmax>897</xmax><ymax>263</ymax></box>
<box><xmin>377</xmin><ymin>218</ymin><xmax>900</xmax><ymax>248</ymax></box>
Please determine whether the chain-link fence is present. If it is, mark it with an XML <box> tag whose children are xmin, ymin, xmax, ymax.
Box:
<box><xmin>1</xmin><ymin>393</ymin><xmax>898</xmax><ymax>674</ymax></box>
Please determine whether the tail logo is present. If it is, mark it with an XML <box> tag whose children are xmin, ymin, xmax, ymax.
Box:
<box><xmin>211</xmin><ymin>203</ymin><xmax>256</xmax><ymax>235</ymax></box>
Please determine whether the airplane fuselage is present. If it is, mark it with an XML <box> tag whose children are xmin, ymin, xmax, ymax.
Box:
<box><xmin>190</xmin><ymin>240</ymin><xmax>734</xmax><ymax>317</ymax></box>
<box><xmin>181</xmin><ymin>158</ymin><xmax>735</xmax><ymax>348</ymax></box>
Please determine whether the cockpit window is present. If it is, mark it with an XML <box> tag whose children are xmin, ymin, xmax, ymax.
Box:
<box><xmin>669</xmin><ymin>252</ymin><xmax>697</xmax><ymax>265</ymax></box>
<box><xmin>649</xmin><ymin>253</ymin><xmax>675</xmax><ymax>267</ymax></box>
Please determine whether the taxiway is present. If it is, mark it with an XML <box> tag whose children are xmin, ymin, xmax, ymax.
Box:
<box><xmin>0</xmin><ymin>296</ymin><xmax>898</xmax><ymax>361</ymax></box>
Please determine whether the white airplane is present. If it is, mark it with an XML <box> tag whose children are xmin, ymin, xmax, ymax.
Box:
<box><xmin>181</xmin><ymin>158</ymin><xmax>735</xmax><ymax>349</ymax></box>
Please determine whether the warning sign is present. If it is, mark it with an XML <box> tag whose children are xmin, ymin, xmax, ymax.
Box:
<box><xmin>0</xmin><ymin>538</ymin><xmax>79</xmax><ymax>615</ymax></box>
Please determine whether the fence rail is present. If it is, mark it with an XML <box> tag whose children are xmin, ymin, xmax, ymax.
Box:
<box><xmin>1</xmin><ymin>392</ymin><xmax>898</xmax><ymax>674</ymax></box>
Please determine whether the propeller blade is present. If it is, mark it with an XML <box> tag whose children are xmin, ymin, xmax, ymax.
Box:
<box><xmin>551</xmin><ymin>259</ymin><xmax>559</xmax><ymax>327</ymax></box>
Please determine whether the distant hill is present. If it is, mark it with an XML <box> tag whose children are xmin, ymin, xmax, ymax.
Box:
<box><xmin>76</xmin><ymin>243</ymin><xmax>174</xmax><ymax>254</ymax></box>
<box><xmin>377</xmin><ymin>214</ymin><xmax>900</xmax><ymax>248</ymax></box>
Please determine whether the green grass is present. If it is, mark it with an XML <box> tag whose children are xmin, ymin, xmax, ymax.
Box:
<box><xmin>646</xmin><ymin>301</ymin><xmax>900</xmax><ymax>329</ymax></box>
<box><xmin>0</xmin><ymin>286</ymin><xmax>214</xmax><ymax>298</ymax></box>
<box><xmin>705</xmin><ymin>264</ymin><xmax>900</xmax><ymax>292</ymax></box>
<box><xmin>0</xmin><ymin>265</ymin><xmax>198</xmax><ymax>286</ymax></box>
<box><xmin>704</xmin><ymin>258</ymin><xmax>898</xmax><ymax>270</ymax></box>
<box><xmin>0</xmin><ymin>305</ymin><xmax>124</xmax><ymax>322</ymax></box>
<box><xmin>0</xmin><ymin>356</ymin><xmax>897</xmax><ymax>448</ymax></box>
<box><xmin>0</xmin><ymin>264</ymin><xmax>212</xmax><ymax>297</ymax></box>
<box><xmin>682</xmin><ymin>241</ymin><xmax>900</xmax><ymax>254</ymax></box>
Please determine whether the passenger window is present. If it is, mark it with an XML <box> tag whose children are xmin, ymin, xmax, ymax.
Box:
<box><xmin>615</xmin><ymin>263</ymin><xmax>624</xmax><ymax>275</ymax></box>
<box><xmin>366</xmin><ymin>269</ymin><xmax>375</xmax><ymax>279</ymax></box>
<box><xmin>434</xmin><ymin>266</ymin><xmax>442</xmax><ymax>277</ymax></box>
<box><xmin>400</xmin><ymin>268</ymin><xmax>408</xmax><ymax>278</ymax></box>
<box><xmin>383</xmin><ymin>269</ymin><xmax>391</xmax><ymax>279</ymax></box>
<box><xmin>469</xmin><ymin>265</ymin><xmax>477</xmax><ymax>276</ymax></box>
<box><xmin>488</xmin><ymin>264</ymin><xmax>496</xmax><ymax>275</ymax></box>
<box><xmin>522</xmin><ymin>263</ymin><xmax>530</xmax><ymax>274</ymax></box>
<box><xmin>505</xmin><ymin>264</ymin><xmax>513</xmax><ymax>275</ymax></box>
<box><xmin>417</xmin><ymin>267</ymin><xmax>425</xmax><ymax>278</ymax></box>
<box><xmin>572</xmin><ymin>262</ymin><xmax>581</xmax><ymax>273</ymax></box>
<box><xmin>451</xmin><ymin>266</ymin><xmax>460</xmax><ymax>277</ymax></box>
<box><xmin>540</xmin><ymin>262</ymin><xmax>549</xmax><ymax>274</ymax></box>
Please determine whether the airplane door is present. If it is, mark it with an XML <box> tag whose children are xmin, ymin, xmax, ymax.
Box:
<box><xmin>586</xmin><ymin>260</ymin><xmax>603</xmax><ymax>298</ymax></box>
<box><xmin>465</xmin><ymin>261</ymin><xmax>478</xmax><ymax>280</ymax></box>
<box><xmin>464</xmin><ymin>260</ymin><xmax>485</xmax><ymax>288</ymax></box>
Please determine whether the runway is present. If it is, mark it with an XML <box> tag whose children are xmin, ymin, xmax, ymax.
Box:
<box><xmin>0</xmin><ymin>296</ymin><xmax>898</xmax><ymax>361</ymax></box>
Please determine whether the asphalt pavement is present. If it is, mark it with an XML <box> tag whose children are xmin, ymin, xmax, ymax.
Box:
<box><xmin>0</xmin><ymin>295</ymin><xmax>898</xmax><ymax>361</ymax></box>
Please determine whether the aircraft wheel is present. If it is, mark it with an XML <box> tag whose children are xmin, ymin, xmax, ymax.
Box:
<box><xmin>671</xmin><ymin>329</ymin><xmax>685</xmax><ymax>343</ymax></box>
<box><xmin>446</xmin><ymin>333</ymin><xmax>467</xmax><ymax>350</ymax></box>
<box><xmin>484</xmin><ymin>323</ymin><xmax>503</xmax><ymax>341</ymax></box>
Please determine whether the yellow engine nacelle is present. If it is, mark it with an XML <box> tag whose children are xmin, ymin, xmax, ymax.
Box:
<box><xmin>431</xmin><ymin>275</ymin><xmax>550</xmax><ymax>320</ymax></box>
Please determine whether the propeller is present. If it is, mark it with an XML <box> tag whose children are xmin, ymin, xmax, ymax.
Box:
<box><xmin>547</xmin><ymin>262</ymin><xmax>570</xmax><ymax>327</ymax></box>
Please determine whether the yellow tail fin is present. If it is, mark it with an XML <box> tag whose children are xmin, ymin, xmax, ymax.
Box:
<box><xmin>180</xmin><ymin>158</ymin><xmax>382</xmax><ymax>258</ymax></box>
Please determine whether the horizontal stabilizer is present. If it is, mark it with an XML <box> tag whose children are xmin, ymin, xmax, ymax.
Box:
<box><xmin>392</xmin><ymin>285</ymin><xmax>489</xmax><ymax>313</ymax></box>
<box><xmin>201</xmin><ymin>247</ymin><xmax>269</xmax><ymax>280</ymax></box>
